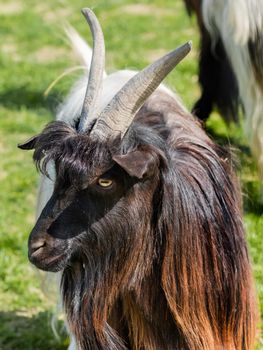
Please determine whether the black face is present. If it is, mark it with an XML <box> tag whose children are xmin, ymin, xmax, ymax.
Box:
<box><xmin>18</xmin><ymin>121</ymin><xmax>162</xmax><ymax>273</ymax></box>
<box><xmin>28</xmin><ymin>164</ymin><xmax>137</xmax><ymax>272</ymax></box>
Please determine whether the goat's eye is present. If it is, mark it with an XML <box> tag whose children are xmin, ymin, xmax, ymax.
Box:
<box><xmin>97</xmin><ymin>178</ymin><xmax>113</xmax><ymax>188</ymax></box>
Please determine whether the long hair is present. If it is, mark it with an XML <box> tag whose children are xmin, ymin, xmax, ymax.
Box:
<box><xmin>160</xmin><ymin>113</ymin><xmax>257</xmax><ymax>349</ymax></box>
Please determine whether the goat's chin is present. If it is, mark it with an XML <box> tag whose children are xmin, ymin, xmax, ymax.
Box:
<box><xmin>29</xmin><ymin>252</ymin><xmax>69</xmax><ymax>272</ymax></box>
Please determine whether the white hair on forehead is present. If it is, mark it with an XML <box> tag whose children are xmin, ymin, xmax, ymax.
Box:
<box><xmin>202</xmin><ymin>0</ymin><xmax>263</xmax><ymax>176</ymax></box>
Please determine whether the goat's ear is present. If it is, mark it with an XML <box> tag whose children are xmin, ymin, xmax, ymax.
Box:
<box><xmin>113</xmin><ymin>150</ymin><xmax>157</xmax><ymax>179</ymax></box>
<box><xmin>18</xmin><ymin>135</ymin><xmax>39</xmax><ymax>150</ymax></box>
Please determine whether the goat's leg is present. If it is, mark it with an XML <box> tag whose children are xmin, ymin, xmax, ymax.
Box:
<box><xmin>193</xmin><ymin>27</ymin><xmax>239</xmax><ymax>123</ymax></box>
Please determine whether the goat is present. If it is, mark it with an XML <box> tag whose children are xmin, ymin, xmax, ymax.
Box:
<box><xmin>18</xmin><ymin>8</ymin><xmax>257</xmax><ymax>350</ymax></box>
<box><xmin>183</xmin><ymin>0</ymin><xmax>263</xmax><ymax>177</ymax></box>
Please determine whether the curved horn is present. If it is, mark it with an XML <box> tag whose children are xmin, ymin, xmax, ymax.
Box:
<box><xmin>78</xmin><ymin>8</ymin><xmax>105</xmax><ymax>132</ymax></box>
<box><xmin>90</xmin><ymin>42</ymin><xmax>192</xmax><ymax>140</ymax></box>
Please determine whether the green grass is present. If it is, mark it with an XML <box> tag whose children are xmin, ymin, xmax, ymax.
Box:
<box><xmin>0</xmin><ymin>0</ymin><xmax>262</xmax><ymax>349</ymax></box>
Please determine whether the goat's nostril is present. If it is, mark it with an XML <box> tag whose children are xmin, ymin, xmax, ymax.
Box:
<box><xmin>30</xmin><ymin>239</ymin><xmax>46</xmax><ymax>254</ymax></box>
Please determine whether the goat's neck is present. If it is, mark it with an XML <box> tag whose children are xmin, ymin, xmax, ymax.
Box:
<box><xmin>110</xmin><ymin>274</ymin><xmax>183</xmax><ymax>350</ymax></box>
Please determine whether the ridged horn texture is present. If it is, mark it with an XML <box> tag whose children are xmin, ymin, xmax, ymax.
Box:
<box><xmin>90</xmin><ymin>42</ymin><xmax>192</xmax><ymax>140</ymax></box>
<box><xmin>78</xmin><ymin>8</ymin><xmax>105</xmax><ymax>132</ymax></box>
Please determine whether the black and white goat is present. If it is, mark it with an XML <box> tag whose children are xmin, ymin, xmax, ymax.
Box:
<box><xmin>19</xmin><ymin>8</ymin><xmax>257</xmax><ymax>350</ymax></box>
<box><xmin>184</xmin><ymin>0</ymin><xmax>263</xmax><ymax>177</ymax></box>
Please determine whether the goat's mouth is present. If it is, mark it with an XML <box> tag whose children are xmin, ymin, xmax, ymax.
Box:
<box><xmin>28</xmin><ymin>248</ymin><xmax>69</xmax><ymax>272</ymax></box>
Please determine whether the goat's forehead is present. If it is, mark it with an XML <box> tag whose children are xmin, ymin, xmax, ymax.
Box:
<box><xmin>53</xmin><ymin>135</ymin><xmax>115</xmax><ymax>182</ymax></box>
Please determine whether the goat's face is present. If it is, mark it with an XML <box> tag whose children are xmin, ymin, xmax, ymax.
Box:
<box><xmin>19</xmin><ymin>122</ymin><xmax>162</xmax><ymax>272</ymax></box>
<box><xmin>28</xmin><ymin>164</ymin><xmax>134</xmax><ymax>272</ymax></box>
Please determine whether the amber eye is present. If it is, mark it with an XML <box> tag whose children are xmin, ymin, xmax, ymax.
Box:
<box><xmin>97</xmin><ymin>178</ymin><xmax>113</xmax><ymax>188</ymax></box>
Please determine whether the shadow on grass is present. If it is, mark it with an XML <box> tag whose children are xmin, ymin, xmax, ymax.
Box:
<box><xmin>0</xmin><ymin>311</ymin><xmax>68</xmax><ymax>350</ymax></box>
<box><xmin>0</xmin><ymin>87</ymin><xmax>61</xmax><ymax>111</ymax></box>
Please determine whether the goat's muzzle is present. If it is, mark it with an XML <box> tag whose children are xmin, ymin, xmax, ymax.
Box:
<box><xmin>28</xmin><ymin>223</ymin><xmax>70</xmax><ymax>272</ymax></box>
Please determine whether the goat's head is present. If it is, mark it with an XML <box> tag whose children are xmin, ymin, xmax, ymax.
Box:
<box><xmin>19</xmin><ymin>122</ymin><xmax>167</xmax><ymax>273</ymax></box>
<box><xmin>18</xmin><ymin>9</ymin><xmax>191</xmax><ymax>273</ymax></box>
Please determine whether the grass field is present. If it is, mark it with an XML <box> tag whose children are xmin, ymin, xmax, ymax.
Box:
<box><xmin>0</xmin><ymin>0</ymin><xmax>262</xmax><ymax>349</ymax></box>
